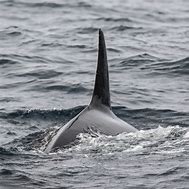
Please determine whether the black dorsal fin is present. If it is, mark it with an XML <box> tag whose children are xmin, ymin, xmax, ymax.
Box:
<box><xmin>90</xmin><ymin>29</ymin><xmax>111</xmax><ymax>108</ymax></box>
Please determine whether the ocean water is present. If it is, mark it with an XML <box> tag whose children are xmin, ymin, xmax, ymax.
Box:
<box><xmin>0</xmin><ymin>0</ymin><xmax>189</xmax><ymax>188</ymax></box>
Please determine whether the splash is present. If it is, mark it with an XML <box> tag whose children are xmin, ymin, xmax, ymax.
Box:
<box><xmin>60</xmin><ymin>126</ymin><xmax>189</xmax><ymax>156</ymax></box>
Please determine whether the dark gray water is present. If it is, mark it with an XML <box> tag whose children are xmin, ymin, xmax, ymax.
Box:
<box><xmin>0</xmin><ymin>0</ymin><xmax>189</xmax><ymax>188</ymax></box>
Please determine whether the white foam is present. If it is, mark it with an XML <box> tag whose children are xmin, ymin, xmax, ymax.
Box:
<box><xmin>183</xmin><ymin>131</ymin><xmax>189</xmax><ymax>138</ymax></box>
<box><xmin>47</xmin><ymin>125</ymin><xmax>188</xmax><ymax>156</ymax></box>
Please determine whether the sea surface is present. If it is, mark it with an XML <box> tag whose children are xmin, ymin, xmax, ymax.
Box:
<box><xmin>0</xmin><ymin>0</ymin><xmax>189</xmax><ymax>188</ymax></box>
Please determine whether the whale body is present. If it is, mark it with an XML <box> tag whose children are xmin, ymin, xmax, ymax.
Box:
<box><xmin>45</xmin><ymin>29</ymin><xmax>137</xmax><ymax>153</ymax></box>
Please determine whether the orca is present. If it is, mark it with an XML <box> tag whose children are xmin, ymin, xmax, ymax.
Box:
<box><xmin>45</xmin><ymin>29</ymin><xmax>137</xmax><ymax>153</ymax></box>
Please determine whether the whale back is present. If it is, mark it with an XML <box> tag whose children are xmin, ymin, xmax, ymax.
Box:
<box><xmin>45</xmin><ymin>29</ymin><xmax>138</xmax><ymax>153</ymax></box>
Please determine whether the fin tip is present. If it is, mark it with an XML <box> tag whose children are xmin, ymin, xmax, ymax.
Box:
<box><xmin>99</xmin><ymin>28</ymin><xmax>104</xmax><ymax>36</ymax></box>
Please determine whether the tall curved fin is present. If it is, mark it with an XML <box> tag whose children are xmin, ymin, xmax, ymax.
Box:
<box><xmin>90</xmin><ymin>29</ymin><xmax>111</xmax><ymax>108</ymax></box>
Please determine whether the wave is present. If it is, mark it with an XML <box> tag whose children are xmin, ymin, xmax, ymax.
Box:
<box><xmin>116</xmin><ymin>53</ymin><xmax>164</xmax><ymax>68</ymax></box>
<box><xmin>97</xmin><ymin>17</ymin><xmax>133</xmax><ymax>22</ymax></box>
<box><xmin>3</xmin><ymin>123</ymin><xmax>189</xmax><ymax>155</ymax></box>
<box><xmin>1</xmin><ymin>1</ymin><xmax>64</xmax><ymax>8</ymax></box>
<box><xmin>0</xmin><ymin>106</ymin><xmax>188</xmax><ymax>128</ymax></box>
<box><xmin>144</xmin><ymin>166</ymin><xmax>187</xmax><ymax>177</ymax></box>
<box><xmin>144</xmin><ymin>57</ymin><xmax>189</xmax><ymax>75</ymax></box>
<box><xmin>77</xmin><ymin>27</ymin><xmax>99</xmax><ymax>34</ymax></box>
<box><xmin>116</xmin><ymin>53</ymin><xmax>189</xmax><ymax>76</ymax></box>
<box><xmin>0</xmin><ymin>167</ymin><xmax>45</xmax><ymax>188</ymax></box>
<box><xmin>30</xmin><ymin>83</ymin><xmax>89</xmax><ymax>93</ymax></box>
<box><xmin>54</xmin><ymin>126</ymin><xmax>189</xmax><ymax>155</ymax></box>
<box><xmin>16</xmin><ymin>70</ymin><xmax>62</xmax><ymax>79</ymax></box>
<box><xmin>2</xmin><ymin>1</ymin><xmax>92</xmax><ymax>9</ymax></box>
<box><xmin>0</xmin><ymin>106</ymin><xmax>85</xmax><ymax>121</ymax></box>
<box><xmin>0</xmin><ymin>53</ymin><xmax>75</xmax><ymax>66</ymax></box>
<box><xmin>111</xmin><ymin>25</ymin><xmax>143</xmax><ymax>31</ymax></box>
<box><xmin>67</xmin><ymin>44</ymin><xmax>87</xmax><ymax>49</ymax></box>
<box><xmin>107</xmin><ymin>47</ymin><xmax>121</xmax><ymax>53</ymax></box>
<box><xmin>0</xmin><ymin>168</ymin><xmax>13</xmax><ymax>175</ymax></box>
<box><xmin>0</xmin><ymin>146</ymin><xmax>17</xmax><ymax>156</ymax></box>
<box><xmin>0</xmin><ymin>58</ymin><xmax>18</xmax><ymax>66</ymax></box>
<box><xmin>0</xmin><ymin>54</ymin><xmax>51</xmax><ymax>65</ymax></box>
<box><xmin>0</xmin><ymin>26</ymin><xmax>23</xmax><ymax>39</ymax></box>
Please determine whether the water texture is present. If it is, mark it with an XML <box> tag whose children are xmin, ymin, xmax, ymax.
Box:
<box><xmin>0</xmin><ymin>0</ymin><xmax>189</xmax><ymax>188</ymax></box>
